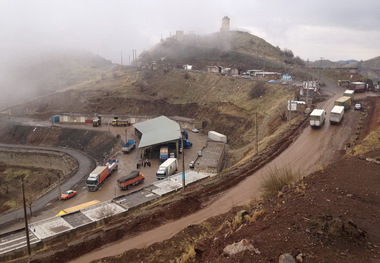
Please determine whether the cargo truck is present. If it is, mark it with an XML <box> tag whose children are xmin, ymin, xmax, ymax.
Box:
<box><xmin>159</xmin><ymin>146</ymin><xmax>169</xmax><ymax>163</ymax></box>
<box><xmin>86</xmin><ymin>159</ymin><xmax>118</xmax><ymax>191</ymax></box>
<box><xmin>117</xmin><ymin>170</ymin><xmax>145</xmax><ymax>190</ymax></box>
<box><xmin>343</xmin><ymin>90</ymin><xmax>355</xmax><ymax>100</ymax></box>
<box><xmin>93</xmin><ymin>116</ymin><xmax>101</xmax><ymax>127</ymax></box>
<box><xmin>178</xmin><ymin>139</ymin><xmax>192</xmax><ymax>149</ymax></box>
<box><xmin>329</xmin><ymin>106</ymin><xmax>345</xmax><ymax>124</ymax></box>
<box><xmin>156</xmin><ymin>158</ymin><xmax>178</xmax><ymax>180</ymax></box>
<box><xmin>122</xmin><ymin>140</ymin><xmax>136</xmax><ymax>154</ymax></box>
<box><xmin>309</xmin><ymin>109</ymin><xmax>326</xmax><ymax>128</ymax></box>
<box><xmin>334</xmin><ymin>96</ymin><xmax>351</xmax><ymax>110</ymax></box>
<box><xmin>112</xmin><ymin>117</ymin><xmax>129</xmax><ymax>126</ymax></box>
<box><xmin>208</xmin><ymin>131</ymin><xmax>227</xmax><ymax>143</ymax></box>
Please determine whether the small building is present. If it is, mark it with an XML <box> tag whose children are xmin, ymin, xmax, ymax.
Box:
<box><xmin>207</xmin><ymin>66</ymin><xmax>219</xmax><ymax>73</ymax></box>
<box><xmin>282</xmin><ymin>74</ymin><xmax>292</xmax><ymax>81</ymax></box>
<box><xmin>183</xmin><ymin>64</ymin><xmax>192</xmax><ymax>70</ymax></box>
<box><xmin>230</xmin><ymin>68</ymin><xmax>239</xmax><ymax>75</ymax></box>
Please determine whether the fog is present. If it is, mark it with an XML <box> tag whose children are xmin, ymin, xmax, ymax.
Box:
<box><xmin>0</xmin><ymin>0</ymin><xmax>379</xmax><ymax>108</ymax></box>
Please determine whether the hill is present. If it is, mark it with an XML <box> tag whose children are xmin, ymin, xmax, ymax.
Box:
<box><xmin>139</xmin><ymin>31</ymin><xmax>304</xmax><ymax>70</ymax></box>
<box><xmin>0</xmin><ymin>48</ymin><xmax>114</xmax><ymax>109</ymax></box>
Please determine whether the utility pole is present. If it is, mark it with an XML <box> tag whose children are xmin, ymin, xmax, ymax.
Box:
<box><xmin>255</xmin><ymin>112</ymin><xmax>259</xmax><ymax>154</ymax></box>
<box><xmin>182</xmin><ymin>133</ymin><xmax>185</xmax><ymax>190</ymax></box>
<box><xmin>121</xmin><ymin>51</ymin><xmax>123</xmax><ymax>65</ymax></box>
<box><xmin>306</xmin><ymin>59</ymin><xmax>309</xmax><ymax>108</ymax></box>
<box><xmin>21</xmin><ymin>175</ymin><xmax>31</xmax><ymax>255</ymax></box>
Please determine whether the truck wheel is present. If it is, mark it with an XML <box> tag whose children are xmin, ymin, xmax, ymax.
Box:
<box><xmin>127</xmin><ymin>185</ymin><xmax>131</xmax><ymax>190</ymax></box>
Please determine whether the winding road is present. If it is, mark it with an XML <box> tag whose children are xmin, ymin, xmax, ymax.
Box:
<box><xmin>0</xmin><ymin>144</ymin><xmax>95</xmax><ymax>230</ymax></box>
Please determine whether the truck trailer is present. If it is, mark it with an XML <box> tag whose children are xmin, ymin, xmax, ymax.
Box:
<box><xmin>156</xmin><ymin>158</ymin><xmax>178</xmax><ymax>180</ymax></box>
<box><xmin>122</xmin><ymin>140</ymin><xmax>136</xmax><ymax>154</ymax></box>
<box><xmin>112</xmin><ymin>117</ymin><xmax>129</xmax><ymax>126</ymax></box>
<box><xmin>329</xmin><ymin>106</ymin><xmax>345</xmax><ymax>124</ymax></box>
<box><xmin>334</xmin><ymin>96</ymin><xmax>351</xmax><ymax>110</ymax></box>
<box><xmin>310</xmin><ymin>109</ymin><xmax>326</xmax><ymax>128</ymax></box>
<box><xmin>56</xmin><ymin>200</ymin><xmax>101</xmax><ymax>216</ymax></box>
<box><xmin>117</xmin><ymin>170</ymin><xmax>145</xmax><ymax>190</ymax></box>
<box><xmin>343</xmin><ymin>90</ymin><xmax>355</xmax><ymax>100</ymax></box>
<box><xmin>86</xmin><ymin>160</ymin><xmax>118</xmax><ymax>191</ymax></box>
<box><xmin>159</xmin><ymin>146</ymin><xmax>169</xmax><ymax>163</ymax></box>
<box><xmin>208</xmin><ymin>131</ymin><xmax>227</xmax><ymax>143</ymax></box>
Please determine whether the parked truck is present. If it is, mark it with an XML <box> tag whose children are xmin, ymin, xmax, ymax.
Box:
<box><xmin>156</xmin><ymin>158</ymin><xmax>178</xmax><ymax>180</ymax></box>
<box><xmin>159</xmin><ymin>146</ymin><xmax>169</xmax><ymax>163</ymax></box>
<box><xmin>329</xmin><ymin>105</ymin><xmax>345</xmax><ymax>125</ymax></box>
<box><xmin>208</xmin><ymin>131</ymin><xmax>227</xmax><ymax>143</ymax></box>
<box><xmin>334</xmin><ymin>96</ymin><xmax>351</xmax><ymax>110</ymax></box>
<box><xmin>122</xmin><ymin>140</ymin><xmax>136</xmax><ymax>154</ymax></box>
<box><xmin>86</xmin><ymin>159</ymin><xmax>118</xmax><ymax>191</ymax></box>
<box><xmin>112</xmin><ymin>117</ymin><xmax>129</xmax><ymax>127</ymax></box>
<box><xmin>117</xmin><ymin>170</ymin><xmax>145</xmax><ymax>190</ymax></box>
<box><xmin>343</xmin><ymin>90</ymin><xmax>355</xmax><ymax>100</ymax></box>
<box><xmin>309</xmin><ymin>109</ymin><xmax>326</xmax><ymax>128</ymax></box>
<box><xmin>178</xmin><ymin>139</ymin><xmax>193</xmax><ymax>149</ymax></box>
<box><xmin>92</xmin><ymin>116</ymin><xmax>101</xmax><ymax>127</ymax></box>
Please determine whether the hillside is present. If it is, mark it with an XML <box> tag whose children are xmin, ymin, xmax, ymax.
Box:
<box><xmin>139</xmin><ymin>31</ymin><xmax>304</xmax><ymax>70</ymax></box>
<box><xmin>0</xmin><ymin>49</ymin><xmax>114</xmax><ymax>109</ymax></box>
<box><xmin>10</xmin><ymin>67</ymin><xmax>298</xmax><ymax>150</ymax></box>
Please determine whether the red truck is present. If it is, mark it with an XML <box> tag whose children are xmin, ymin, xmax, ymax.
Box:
<box><xmin>117</xmin><ymin>171</ymin><xmax>145</xmax><ymax>190</ymax></box>
<box><xmin>86</xmin><ymin>159</ymin><xmax>118</xmax><ymax>191</ymax></box>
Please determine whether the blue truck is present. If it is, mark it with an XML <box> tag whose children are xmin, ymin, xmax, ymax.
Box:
<box><xmin>179</xmin><ymin>139</ymin><xmax>192</xmax><ymax>149</ymax></box>
<box><xmin>122</xmin><ymin>140</ymin><xmax>136</xmax><ymax>154</ymax></box>
<box><xmin>159</xmin><ymin>146</ymin><xmax>169</xmax><ymax>163</ymax></box>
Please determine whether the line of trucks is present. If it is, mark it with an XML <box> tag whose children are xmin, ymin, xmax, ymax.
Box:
<box><xmin>309</xmin><ymin>89</ymin><xmax>355</xmax><ymax>128</ymax></box>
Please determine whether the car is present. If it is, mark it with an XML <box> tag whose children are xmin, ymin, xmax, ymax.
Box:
<box><xmin>61</xmin><ymin>190</ymin><xmax>78</xmax><ymax>200</ymax></box>
<box><xmin>191</xmin><ymin>128</ymin><xmax>199</xmax><ymax>133</ymax></box>
<box><xmin>354</xmin><ymin>103</ymin><xmax>362</xmax><ymax>110</ymax></box>
<box><xmin>189</xmin><ymin>161</ymin><xmax>195</xmax><ymax>168</ymax></box>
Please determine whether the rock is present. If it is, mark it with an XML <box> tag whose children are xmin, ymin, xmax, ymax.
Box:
<box><xmin>279</xmin><ymin>253</ymin><xmax>296</xmax><ymax>263</ymax></box>
<box><xmin>223</xmin><ymin>239</ymin><xmax>260</xmax><ymax>256</ymax></box>
<box><xmin>296</xmin><ymin>253</ymin><xmax>304</xmax><ymax>262</ymax></box>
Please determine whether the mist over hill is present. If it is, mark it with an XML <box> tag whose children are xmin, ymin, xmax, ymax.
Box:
<box><xmin>138</xmin><ymin>31</ymin><xmax>304</xmax><ymax>71</ymax></box>
<box><xmin>0</xmin><ymin>48</ymin><xmax>114</xmax><ymax>109</ymax></box>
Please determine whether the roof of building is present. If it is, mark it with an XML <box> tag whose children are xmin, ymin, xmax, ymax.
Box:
<box><xmin>133</xmin><ymin>116</ymin><xmax>181</xmax><ymax>148</ymax></box>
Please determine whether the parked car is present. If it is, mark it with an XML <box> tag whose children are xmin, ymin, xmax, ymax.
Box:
<box><xmin>189</xmin><ymin>161</ymin><xmax>195</xmax><ymax>168</ymax></box>
<box><xmin>354</xmin><ymin>103</ymin><xmax>362</xmax><ymax>110</ymax></box>
<box><xmin>191</xmin><ymin>128</ymin><xmax>199</xmax><ymax>133</ymax></box>
<box><xmin>61</xmin><ymin>190</ymin><xmax>78</xmax><ymax>200</ymax></box>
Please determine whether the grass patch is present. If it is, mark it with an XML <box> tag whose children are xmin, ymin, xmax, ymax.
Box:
<box><xmin>260</xmin><ymin>167</ymin><xmax>300</xmax><ymax>197</ymax></box>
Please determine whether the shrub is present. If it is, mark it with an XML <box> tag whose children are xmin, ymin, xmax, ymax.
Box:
<box><xmin>260</xmin><ymin>167</ymin><xmax>300</xmax><ymax>197</ymax></box>
<box><xmin>249</xmin><ymin>82</ymin><xmax>267</xmax><ymax>99</ymax></box>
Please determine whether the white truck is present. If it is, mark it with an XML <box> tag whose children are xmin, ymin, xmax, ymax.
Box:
<box><xmin>329</xmin><ymin>106</ymin><xmax>345</xmax><ymax>124</ymax></box>
<box><xmin>208</xmin><ymin>131</ymin><xmax>227</xmax><ymax>143</ymax></box>
<box><xmin>310</xmin><ymin>109</ymin><xmax>326</xmax><ymax>128</ymax></box>
<box><xmin>156</xmin><ymin>158</ymin><xmax>178</xmax><ymax>180</ymax></box>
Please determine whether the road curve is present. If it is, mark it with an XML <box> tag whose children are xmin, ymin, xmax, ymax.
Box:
<box><xmin>72</xmin><ymin>78</ymin><xmax>362</xmax><ymax>262</ymax></box>
<box><xmin>0</xmin><ymin>143</ymin><xmax>96</xmax><ymax>230</ymax></box>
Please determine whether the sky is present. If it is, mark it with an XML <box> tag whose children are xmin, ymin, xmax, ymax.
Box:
<box><xmin>0</xmin><ymin>0</ymin><xmax>379</xmax><ymax>64</ymax></box>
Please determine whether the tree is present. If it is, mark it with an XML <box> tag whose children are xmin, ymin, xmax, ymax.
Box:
<box><xmin>249</xmin><ymin>82</ymin><xmax>268</xmax><ymax>99</ymax></box>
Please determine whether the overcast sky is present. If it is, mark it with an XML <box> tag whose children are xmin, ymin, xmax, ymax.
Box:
<box><xmin>1</xmin><ymin>0</ymin><xmax>379</xmax><ymax>64</ymax></box>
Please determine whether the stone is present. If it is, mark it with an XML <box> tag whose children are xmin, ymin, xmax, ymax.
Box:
<box><xmin>223</xmin><ymin>239</ymin><xmax>260</xmax><ymax>256</ymax></box>
<box><xmin>279</xmin><ymin>253</ymin><xmax>296</xmax><ymax>263</ymax></box>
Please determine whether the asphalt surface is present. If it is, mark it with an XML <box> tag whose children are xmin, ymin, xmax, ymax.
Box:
<box><xmin>0</xmin><ymin>144</ymin><xmax>96</xmax><ymax>231</ymax></box>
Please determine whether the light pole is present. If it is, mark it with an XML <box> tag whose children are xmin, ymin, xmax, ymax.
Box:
<box><xmin>20</xmin><ymin>175</ymin><xmax>31</xmax><ymax>255</ymax></box>
<box><xmin>182</xmin><ymin>132</ymin><xmax>185</xmax><ymax>190</ymax></box>
<box><xmin>319</xmin><ymin>57</ymin><xmax>324</xmax><ymax>82</ymax></box>
<box><xmin>56</xmin><ymin>174</ymin><xmax>61</xmax><ymax>200</ymax></box>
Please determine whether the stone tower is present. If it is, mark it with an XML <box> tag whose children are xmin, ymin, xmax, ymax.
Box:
<box><xmin>221</xmin><ymin>16</ymin><xmax>230</xmax><ymax>32</ymax></box>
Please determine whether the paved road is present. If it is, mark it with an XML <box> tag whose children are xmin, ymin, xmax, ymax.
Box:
<box><xmin>0</xmin><ymin>144</ymin><xmax>95</xmax><ymax>231</ymax></box>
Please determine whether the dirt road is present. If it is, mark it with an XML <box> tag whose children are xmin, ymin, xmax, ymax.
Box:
<box><xmin>72</xmin><ymin>80</ymin><xmax>366</xmax><ymax>262</ymax></box>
